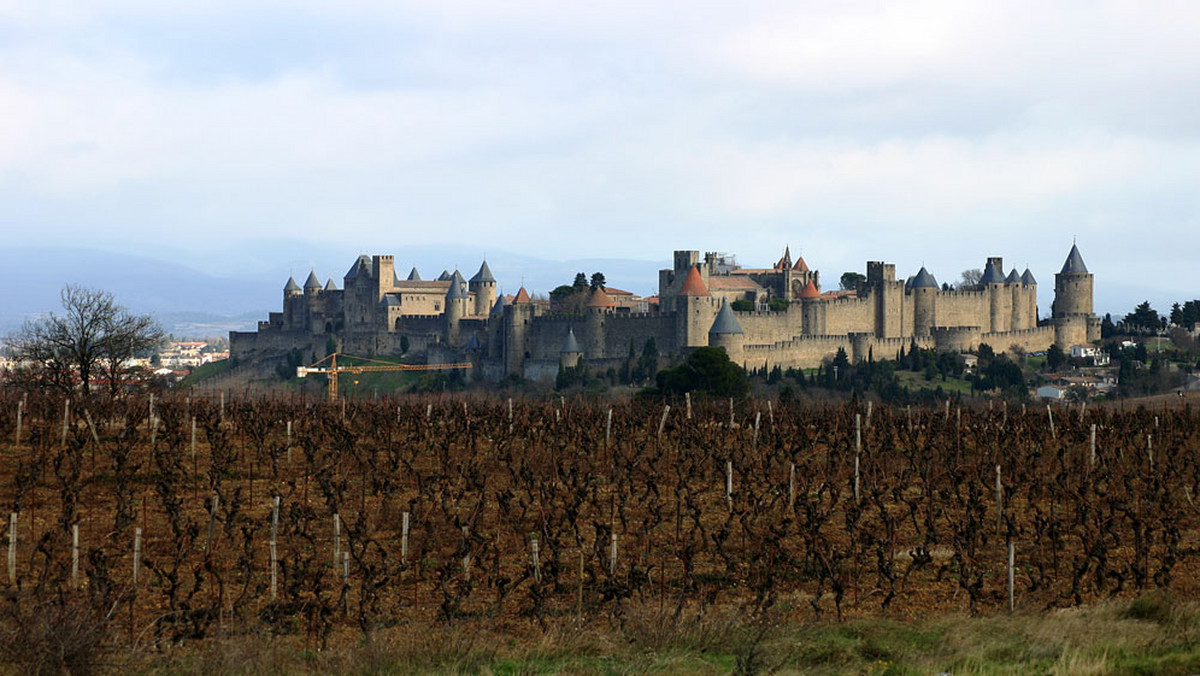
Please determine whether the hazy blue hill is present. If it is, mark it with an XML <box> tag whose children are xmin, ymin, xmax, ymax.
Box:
<box><xmin>1</xmin><ymin>244</ymin><xmax>666</xmax><ymax>338</ymax></box>
<box><xmin>0</xmin><ymin>246</ymin><xmax>277</xmax><ymax>335</ymax></box>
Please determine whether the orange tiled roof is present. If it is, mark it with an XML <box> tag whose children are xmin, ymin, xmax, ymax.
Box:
<box><xmin>793</xmin><ymin>257</ymin><xmax>809</xmax><ymax>272</ymax></box>
<box><xmin>677</xmin><ymin>266</ymin><xmax>710</xmax><ymax>296</ymax></box>
<box><xmin>800</xmin><ymin>280</ymin><xmax>821</xmax><ymax>299</ymax></box>
<box><xmin>513</xmin><ymin>287</ymin><xmax>531</xmax><ymax>304</ymax></box>
<box><xmin>587</xmin><ymin>287</ymin><xmax>617</xmax><ymax>308</ymax></box>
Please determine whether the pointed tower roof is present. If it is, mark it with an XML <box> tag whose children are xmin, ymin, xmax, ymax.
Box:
<box><xmin>513</xmin><ymin>286</ymin><xmax>531</xmax><ymax>304</ymax></box>
<box><xmin>490</xmin><ymin>295</ymin><xmax>507</xmax><ymax>316</ymax></box>
<box><xmin>677</xmin><ymin>265</ymin><xmax>710</xmax><ymax>297</ymax></box>
<box><xmin>561</xmin><ymin>328</ymin><xmax>582</xmax><ymax>354</ymax></box>
<box><xmin>303</xmin><ymin>271</ymin><xmax>322</xmax><ymax>291</ymax></box>
<box><xmin>792</xmin><ymin>257</ymin><xmax>809</xmax><ymax>272</ymax></box>
<box><xmin>980</xmin><ymin>259</ymin><xmax>1006</xmax><ymax>284</ymax></box>
<box><xmin>407</xmin><ymin>267</ymin><xmax>422</xmax><ymax>281</ymax></box>
<box><xmin>911</xmin><ymin>267</ymin><xmax>939</xmax><ymax>288</ymax></box>
<box><xmin>284</xmin><ymin>276</ymin><xmax>301</xmax><ymax>292</ymax></box>
<box><xmin>465</xmin><ymin>333</ymin><xmax>483</xmax><ymax>351</ymax></box>
<box><xmin>1021</xmin><ymin>268</ymin><xmax>1037</xmax><ymax>285</ymax></box>
<box><xmin>709</xmin><ymin>300</ymin><xmax>744</xmax><ymax>335</ymax></box>
<box><xmin>587</xmin><ymin>286</ymin><xmax>617</xmax><ymax>308</ymax></box>
<box><xmin>1005</xmin><ymin>268</ymin><xmax>1021</xmax><ymax>283</ymax></box>
<box><xmin>800</xmin><ymin>279</ymin><xmax>821</xmax><ymax>299</ymax></box>
<box><xmin>775</xmin><ymin>246</ymin><xmax>792</xmax><ymax>270</ymax></box>
<box><xmin>437</xmin><ymin>270</ymin><xmax>452</xmax><ymax>281</ymax></box>
<box><xmin>344</xmin><ymin>255</ymin><xmax>371</xmax><ymax>281</ymax></box>
<box><xmin>324</xmin><ymin>278</ymin><xmax>339</xmax><ymax>291</ymax></box>
<box><xmin>1060</xmin><ymin>244</ymin><xmax>1088</xmax><ymax>274</ymax></box>
<box><xmin>469</xmin><ymin>260</ymin><xmax>495</xmax><ymax>284</ymax></box>
<box><xmin>446</xmin><ymin>270</ymin><xmax>468</xmax><ymax>299</ymax></box>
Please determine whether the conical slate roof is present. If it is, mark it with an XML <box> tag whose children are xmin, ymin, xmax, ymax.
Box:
<box><xmin>324</xmin><ymin>278</ymin><xmax>339</xmax><ymax>291</ymax></box>
<box><xmin>911</xmin><ymin>267</ymin><xmax>939</xmax><ymax>289</ymax></box>
<box><xmin>677</xmin><ymin>265</ymin><xmax>710</xmax><ymax>297</ymax></box>
<box><xmin>1005</xmin><ymin>268</ymin><xmax>1021</xmax><ymax>283</ymax></box>
<box><xmin>465</xmin><ymin>333</ymin><xmax>482</xmax><ymax>351</ymax></box>
<box><xmin>284</xmin><ymin>276</ymin><xmax>301</xmax><ymax>292</ymax></box>
<box><xmin>800</xmin><ymin>279</ymin><xmax>821</xmax><ymax>299</ymax></box>
<box><xmin>1021</xmin><ymin>268</ymin><xmax>1037</xmax><ymax>285</ymax></box>
<box><xmin>446</xmin><ymin>270</ymin><xmax>468</xmax><ymax>299</ymax></box>
<box><xmin>345</xmin><ymin>255</ymin><xmax>371</xmax><ymax>281</ymax></box>
<box><xmin>407</xmin><ymin>267</ymin><xmax>421</xmax><ymax>281</ymax></box>
<box><xmin>709</xmin><ymin>300</ymin><xmax>744</xmax><ymax>335</ymax></box>
<box><xmin>980</xmin><ymin>260</ymin><xmax>1006</xmax><ymax>284</ymax></box>
<box><xmin>490</xmin><ymin>295</ymin><xmax>507</xmax><ymax>316</ymax></box>
<box><xmin>1060</xmin><ymin>244</ymin><xmax>1088</xmax><ymax>274</ymax></box>
<box><xmin>437</xmin><ymin>270</ymin><xmax>452</xmax><ymax>281</ymax></box>
<box><xmin>560</xmin><ymin>328</ymin><xmax>582</xmax><ymax>354</ymax></box>
<box><xmin>469</xmin><ymin>260</ymin><xmax>495</xmax><ymax>284</ymax></box>
<box><xmin>304</xmin><ymin>271</ymin><xmax>322</xmax><ymax>290</ymax></box>
<box><xmin>775</xmin><ymin>246</ymin><xmax>792</xmax><ymax>270</ymax></box>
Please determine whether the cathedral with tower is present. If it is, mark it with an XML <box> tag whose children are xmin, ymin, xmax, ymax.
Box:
<box><xmin>230</xmin><ymin>244</ymin><xmax>1100</xmax><ymax>382</ymax></box>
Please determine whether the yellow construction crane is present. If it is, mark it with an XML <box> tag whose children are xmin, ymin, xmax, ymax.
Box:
<box><xmin>297</xmin><ymin>353</ymin><xmax>472</xmax><ymax>401</ymax></box>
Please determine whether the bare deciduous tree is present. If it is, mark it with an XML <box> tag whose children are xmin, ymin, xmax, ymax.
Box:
<box><xmin>6</xmin><ymin>285</ymin><xmax>164</xmax><ymax>396</ymax></box>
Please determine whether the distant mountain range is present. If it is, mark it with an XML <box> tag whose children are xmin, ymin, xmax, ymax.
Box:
<box><xmin>1</xmin><ymin>245</ymin><xmax>665</xmax><ymax>338</ymax></box>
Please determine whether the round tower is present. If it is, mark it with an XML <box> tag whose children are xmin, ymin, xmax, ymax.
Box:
<box><xmin>469</xmin><ymin>260</ymin><xmax>497</xmax><ymax>317</ymax></box>
<box><xmin>799</xmin><ymin>279</ymin><xmax>822</xmax><ymax>335</ymax></box>
<box><xmin>505</xmin><ymin>287</ymin><xmax>533</xmax><ymax>376</ymax></box>
<box><xmin>708</xmin><ymin>299</ymin><xmax>745</xmax><ymax>365</ymax></box>
<box><xmin>1053</xmin><ymin>244</ymin><xmax>1095</xmax><ymax>347</ymax></box>
<box><xmin>560</xmin><ymin>328</ymin><xmax>583</xmax><ymax>369</ymax></box>
<box><xmin>980</xmin><ymin>257</ymin><xmax>1009</xmax><ymax>333</ymax></box>
<box><xmin>585</xmin><ymin>287</ymin><xmax>616</xmax><ymax>360</ymax></box>
<box><xmin>444</xmin><ymin>270</ymin><xmax>468</xmax><ymax>346</ymax></box>
<box><xmin>910</xmin><ymin>267</ymin><xmax>939</xmax><ymax>337</ymax></box>
<box><xmin>675</xmin><ymin>265</ymin><xmax>715</xmax><ymax>350</ymax></box>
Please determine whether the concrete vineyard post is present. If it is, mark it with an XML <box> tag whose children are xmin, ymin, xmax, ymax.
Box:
<box><xmin>343</xmin><ymin>552</ymin><xmax>349</xmax><ymax>583</ymax></box>
<box><xmin>62</xmin><ymin>398</ymin><xmax>70</xmax><ymax>448</ymax></box>
<box><xmin>71</xmin><ymin>524</ymin><xmax>79</xmax><ymax>589</ymax></box>
<box><xmin>995</xmin><ymin>465</ymin><xmax>1003</xmax><ymax>528</ymax></box>
<box><xmin>729</xmin><ymin>398</ymin><xmax>734</xmax><ymax>427</ymax></box>
<box><xmin>658</xmin><ymin>405</ymin><xmax>670</xmax><ymax>441</ymax></box>
<box><xmin>1090</xmin><ymin>424</ymin><xmax>1097</xmax><ymax>469</ymax></box>
<box><xmin>133</xmin><ymin>527</ymin><xmax>142</xmax><ymax>587</ymax></box>
<box><xmin>1008</xmin><ymin>541</ymin><xmax>1015</xmax><ymax>613</ymax></box>
<box><xmin>752</xmin><ymin>412</ymin><xmax>761</xmax><ymax>448</ymax></box>
<box><xmin>462</xmin><ymin>525</ymin><xmax>471</xmax><ymax>582</ymax></box>
<box><xmin>286</xmin><ymin>420</ymin><xmax>292</xmax><ymax>463</ymax></box>
<box><xmin>685</xmin><ymin>392</ymin><xmax>692</xmax><ymax>420</ymax></box>
<box><xmin>531</xmin><ymin>539</ymin><xmax>541</xmax><ymax>582</ymax></box>
<box><xmin>206</xmin><ymin>494</ymin><xmax>220</xmax><ymax>551</ymax></box>
<box><xmin>333</xmin><ymin>513</ymin><xmax>341</xmax><ymax>569</ymax></box>
<box><xmin>767</xmin><ymin>400</ymin><xmax>774</xmax><ymax>427</ymax></box>
<box><xmin>605</xmin><ymin>409</ymin><xmax>612</xmax><ymax>449</ymax></box>
<box><xmin>401</xmin><ymin>512</ymin><xmax>410</xmax><ymax>563</ymax></box>
<box><xmin>1047</xmin><ymin>405</ymin><xmax>1055</xmax><ymax>439</ymax></box>
<box><xmin>610</xmin><ymin>532</ymin><xmax>618</xmax><ymax>576</ymax></box>
<box><xmin>726</xmin><ymin>460</ymin><xmax>733</xmax><ymax>510</ymax></box>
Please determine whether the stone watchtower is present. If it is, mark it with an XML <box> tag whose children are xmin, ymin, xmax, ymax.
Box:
<box><xmin>1052</xmin><ymin>244</ymin><xmax>1100</xmax><ymax>347</ymax></box>
<box><xmin>444</xmin><ymin>270</ymin><xmax>469</xmax><ymax>346</ymax></box>
<box><xmin>468</xmin><ymin>260</ymin><xmax>497</xmax><ymax>317</ymax></box>
<box><xmin>585</xmin><ymin>287</ymin><xmax>616</xmax><ymax>360</ymax></box>
<box><xmin>560</xmin><ymin>328</ymin><xmax>583</xmax><ymax>369</ymax></box>
<box><xmin>675</xmin><ymin>265</ymin><xmax>718</xmax><ymax>349</ymax></box>
<box><xmin>909</xmin><ymin>267</ymin><xmax>939</xmax><ymax>337</ymax></box>
<box><xmin>708</xmin><ymin>299</ymin><xmax>745</xmax><ymax>365</ymax></box>
<box><xmin>504</xmin><ymin>287</ymin><xmax>534</xmax><ymax>376</ymax></box>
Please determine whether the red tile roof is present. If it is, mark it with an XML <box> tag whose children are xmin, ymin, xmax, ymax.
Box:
<box><xmin>587</xmin><ymin>287</ymin><xmax>617</xmax><ymax>308</ymax></box>
<box><xmin>513</xmin><ymin>287</ymin><xmax>531</xmax><ymax>304</ymax></box>
<box><xmin>677</xmin><ymin>266</ymin><xmax>710</xmax><ymax>296</ymax></box>
<box><xmin>800</xmin><ymin>279</ymin><xmax>821</xmax><ymax>299</ymax></box>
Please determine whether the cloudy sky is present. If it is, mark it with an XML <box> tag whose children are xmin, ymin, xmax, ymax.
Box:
<box><xmin>2</xmin><ymin>1</ymin><xmax>1198</xmax><ymax>314</ymax></box>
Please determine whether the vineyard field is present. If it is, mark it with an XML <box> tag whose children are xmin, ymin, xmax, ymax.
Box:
<box><xmin>2</xmin><ymin>391</ymin><xmax>1200</xmax><ymax>671</ymax></box>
